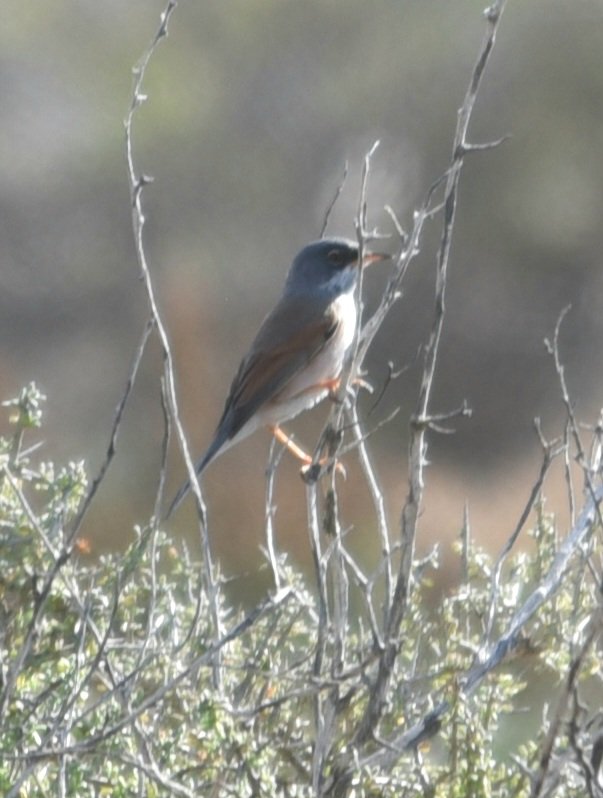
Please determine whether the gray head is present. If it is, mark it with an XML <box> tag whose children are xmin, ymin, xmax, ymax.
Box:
<box><xmin>284</xmin><ymin>238</ymin><xmax>362</xmax><ymax>300</ymax></box>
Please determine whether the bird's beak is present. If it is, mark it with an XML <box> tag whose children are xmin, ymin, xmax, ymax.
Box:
<box><xmin>361</xmin><ymin>251</ymin><xmax>390</xmax><ymax>268</ymax></box>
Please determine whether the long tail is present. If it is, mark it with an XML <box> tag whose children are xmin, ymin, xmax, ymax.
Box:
<box><xmin>164</xmin><ymin>476</ymin><xmax>196</xmax><ymax>520</ymax></box>
<box><xmin>164</xmin><ymin>432</ymin><xmax>227</xmax><ymax>520</ymax></box>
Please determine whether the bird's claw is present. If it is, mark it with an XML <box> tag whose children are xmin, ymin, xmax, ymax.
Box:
<box><xmin>300</xmin><ymin>458</ymin><xmax>346</xmax><ymax>484</ymax></box>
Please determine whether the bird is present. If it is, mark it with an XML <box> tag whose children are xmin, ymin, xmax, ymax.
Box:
<box><xmin>166</xmin><ymin>237</ymin><xmax>388</xmax><ymax>517</ymax></box>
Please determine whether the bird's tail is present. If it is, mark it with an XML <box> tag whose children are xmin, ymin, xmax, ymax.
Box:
<box><xmin>164</xmin><ymin>477</ymin><xmax>194</xmax><ymax>521</ymax></box>
<box><xmin>163</xmin><ymin>431</ymin><xmax>227</xmax><ymax>520</ymax></box>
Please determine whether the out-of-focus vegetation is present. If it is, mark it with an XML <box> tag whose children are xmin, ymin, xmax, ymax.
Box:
<box><xmin>1</xmin><ymin>3</ymin><xmax>602</xmax><ymax>568</ymax></box>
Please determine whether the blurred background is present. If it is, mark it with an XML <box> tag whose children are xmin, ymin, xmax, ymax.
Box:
<box><xmin>1</xmin><ymin>0</ymin><xmax>602</xmax><ymax>594</ymax></box>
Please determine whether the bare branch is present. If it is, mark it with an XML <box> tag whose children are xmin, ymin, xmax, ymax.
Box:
<box><xmin>349</xmin><ymin>0</ymin><xmax>509</xmax><ymax>759</ymax></box>
<box><xmin>122</xmin><ymin>0</ymin><xmax>223</xmax><ymax>673</ymax></box>
<box><xmin>71</xmin><ymin>317</ymin><xmax>154</xmax><ymax>542</ymax></box>
<box><xmin>320</xmin><ymin>161</ymin><xmax>349</xmax><ymax>239</ymax></box>
<box><xmin>484</xmin><ymin>418</ymin><xmax>564</xmax><ymax>642</ymax></box>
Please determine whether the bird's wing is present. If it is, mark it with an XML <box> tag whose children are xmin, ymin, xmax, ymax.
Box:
<box><xmin>218</xmin><ymin>295</ymin><xmax>339</xmax><ymax>440</ymax></box>
<box><xmin>164</xmin><ymin>296</ymin><xmax>339</xmax><ymax>520</ymax></box>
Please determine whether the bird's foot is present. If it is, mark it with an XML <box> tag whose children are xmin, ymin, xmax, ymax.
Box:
<box><xmin>300</xmin><ymin>458</ymin><xmax>346</xmax><ymax>484</ymax></box>
<box><xmin>269</xmin><ymin>424</ymin><xmax>346</xmax><ymax>482</ymax></box>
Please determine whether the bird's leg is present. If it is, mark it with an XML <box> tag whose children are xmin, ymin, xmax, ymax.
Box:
<box><xmin>270</xmin><ymin>425</ymin><xmax>313</xmax><ymax>466</ymax></box>
<box><xmin>324</xmin><ymin>378</ymin><xmax>344</xmax><ymax>404</ymax></box>
<box><xmin>269</xmin><ymin>425</ymin><xmax>346</xmax><ymax>478</ymax></box>
<box><xmin>322</xmin><ymin>376</ymin><xmax>373</xmax><ymax>403</ymax></box>
<box><xmin>293</xmin><ymin>377</ymin><xmax>342</xmax><ymax>403</ymax></box>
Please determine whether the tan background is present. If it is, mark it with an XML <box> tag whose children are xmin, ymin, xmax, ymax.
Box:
<box><xmin>1</xmin><ymin>1</ymin><xmax>602</xmax><ymax>594</ymax></box>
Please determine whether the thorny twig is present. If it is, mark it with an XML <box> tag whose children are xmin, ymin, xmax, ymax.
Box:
<box><xmin>321</xmin><ymin>2</ymin><xmax>509</xmax><ymax>792</ymax></box>
<box><xmin>264</xmin><ymin>439</ymin><xmax>286</xmax><ymax>590</ymax></box>
<box><xmin>318</xmin><ymin>479</ymin><xmax>603</xmax><ymax>790</ymax></box>
<box><xmin>4</xmin><ymin>587</ymin><xmax>293</xmax><ymax>775</ymax></box>
<box><xmin>122</xmin><ymin>0</ymin><xmax>224</xmax><ymax>676</ymax></box>
<box><xmin>351</xmin><ymin>0</ymin><xmax>509</xmax><ymax>757</ymax></box>
<box><xmin>530</xmin><ymin>615</ymin><xmax>602</xmax><ymax>798</ymax></box>
<box><xmin>484</xmin><ymin>418</ymin><xmax>565</xmax><ymax>643</ymax></box>
<box><xmin>546</xmin><ymin>306</ymin><xmax>603</xmax><ymax>531</ymax></box>
<box><xmin>320</xmin><ymin>161</ymin><xmax>349</xmax><ymax>239</ymax></box>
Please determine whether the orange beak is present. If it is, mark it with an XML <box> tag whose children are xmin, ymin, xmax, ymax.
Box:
<box><xmin>361</xmin><ymin>251</ymin><xmax>390</xmax><ymax>267</ymax></box>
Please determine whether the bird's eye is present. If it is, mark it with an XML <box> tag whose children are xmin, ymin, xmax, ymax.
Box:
<box><xmin>327</xmin><ymin>249</ymin><xmax>345</xmax><ymax>266</ymax></box>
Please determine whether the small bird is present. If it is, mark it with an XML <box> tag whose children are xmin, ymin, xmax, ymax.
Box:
<box><xmin>166</xmin><ymin>237</ymin><xmax>388</xmax><ymax>517</ymax></box>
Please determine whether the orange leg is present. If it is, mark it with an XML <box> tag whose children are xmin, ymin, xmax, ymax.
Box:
<box><xmin>291</xmin><ymin>377</ymin><xmax>340</xmax><ymax>402</ymax></box>
<box><xmin>319</xmin><ymin>377</ymin><xmax>340</xmax><ymax>395</ymax></box>
<box><xmin>269</xmin><ymin>425</ymin><xmax>346</xmax><ymax>478</ymax></box>
<box><xmin>302</xmin><ymin>376</ymin><xmax>372</xmax><ymax>402</ymax></box>
<box><xmin>270</xmin><ymin>425</ymin><xmax>313</xmax><ymax>465</ymax></box>
<box><xmin>293</xmin><ymin>376</ymin><xmax>371</xmax><ymax>402</ymax></box>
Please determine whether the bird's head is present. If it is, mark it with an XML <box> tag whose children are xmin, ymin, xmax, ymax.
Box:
<box><xmin>284</xmin><ymin>237</ymin><xmax>389</xmax><ymax>299</ymax></box>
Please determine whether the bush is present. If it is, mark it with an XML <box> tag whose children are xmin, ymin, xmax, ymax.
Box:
<box><xmin>1</xmin><ymin>384</ymin><xmax>602</xmax><ymax>797</ymax></box>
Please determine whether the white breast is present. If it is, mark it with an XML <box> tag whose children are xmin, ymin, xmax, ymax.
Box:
<box><xmin>258</xmin><ymin>288</ymin><xmax>358</xmax><ymax>426</ymax></box>
<box><xmin>333</xmin><ymin>289</ymin><xmax>358</xmax><ymax>354</ymax></box>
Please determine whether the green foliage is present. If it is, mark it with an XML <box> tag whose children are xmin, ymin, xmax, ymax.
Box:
<box><xmin>0</xmin><ymin>385</ymin><xmax>601</xmax><ymax>796</ymax></box>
